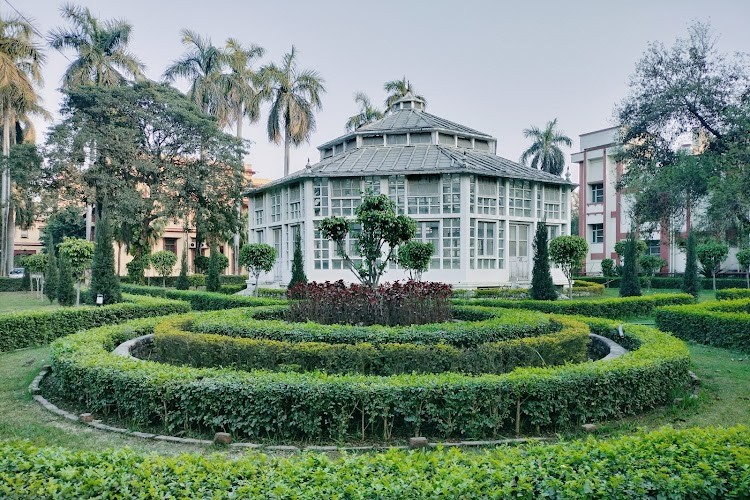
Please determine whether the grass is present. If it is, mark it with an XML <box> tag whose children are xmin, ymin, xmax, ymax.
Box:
<box><xmin>0</xmin><ymin>292</ymin><xmax>60</xmax><ymax>314</ymax></box>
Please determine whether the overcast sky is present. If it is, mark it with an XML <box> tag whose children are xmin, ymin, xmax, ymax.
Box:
<box><xmin>16</xmin><ymin>0</ymin><xmax>750</xmax><ymax>182</ymax></box>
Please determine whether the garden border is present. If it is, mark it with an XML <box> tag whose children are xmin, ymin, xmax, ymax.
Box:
<box><xmin>655</xmin><ymin>298</ymin><xmax>750</xmax><ymax>352</ymax></box>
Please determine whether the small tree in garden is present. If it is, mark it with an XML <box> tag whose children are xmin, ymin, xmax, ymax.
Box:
<box><xmin>150</xmin><ymin>250</ymin><xmax>177</xmax><ymax>287</ymax></box>
<box><xmin>639</xmin><ymin>254</ymin><xmax>667</xmax><ymax>292</ymax></box>
<box><xmin>614</xmin><ymin>239</ymin><xmax>647</xmax><ymax>259</ymax></box>
<box><xmin>288</xmin><ymin>234</ymin><xmax>307</xmax><ymax>289</ymax></box>
<box><xmin>530</xmin><ymin>223</ymin><xmax>556</xmax><ymax>300</ymax></box>
<box><xmin>619</xmin><ymin>234</ymin><xmax>642</xmax><ymax>297</ymax></box>
<box><xmin>57</xmin><ymin>237</ymin><xmax>94</xmax><ymax>306</ymax></box>
<box><xmin>206</xmin><ymin>247</ymin><xmax>228</xmax><ymax>292</ymax></box>
<box><xmin>600</xmin><ymin>258</ymin><xmax>617</xmax><ymax>287</ymax></box>
<box><xmin>57</xmin><ymin>254</ymin><xmax>76</xmax><ymax>307</ymax></box>
<box><xmin>126</xmin><ymin>255</ymin><xmax>149</xmax><ymax>285</ymax></box>
<box><xmin>397</xmin><ymin>241</ymin><xmax>433</xmax><ymax>281</ymax></box>
<box><xmin>44</xmin><ymin>240</ymin><xmax>58</xmax><ymax>304</ymax></box>
<box><xmin>697</xmin><ymin>241</ymin><xmax>729</xmax><ymax>291</ymax></box>
<box><xmin>194</xmin><ymin>255</ymin><xmax>209</xmax><ymax>274</ymax></box>
<box><xmin>681</xmin><ymin>232</ymin><xmax>701</xmax><ymax>297</ymax></box>
<box><xmin>23</xmin><ymin>254</ymin><xmax>48</xmax><ymax>293</ymax></box>
<box><xmin>175</xmin><ymin>250</ymin><xmax>190</xmax><ymax>290</ymax></box>
<box><xmin>89</xmin><ymin>215</ymin><xmax>121</xmax><ymax>304</ymax></box>
<box><xmin>549</xmin><ymin>235</ymin><xmax>588</xmax><ymax>299</ymax></box>
<box><xmin>320</xmin><ymin>193</ymin><xmax>416</xmax><ymax>288</ymax></box>
<box><xmin>737</xmin><ymin>248</ymin><xmax>750</xmax><ymax>289</ymax></box>
<box><xmin>240</xmin><ymin>243</ymin><xmax>276</xmax><ymax>296</ymax></box>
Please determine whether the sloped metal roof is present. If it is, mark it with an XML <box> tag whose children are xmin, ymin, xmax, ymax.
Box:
<box><xmin>251</xmin><ymin>144</ymin><xmax>573</xmax><ymax>193</ymax></box>
<box><xmin>356</xmin><ymin>110</ymin><xmax>492</xmax><ymax>138</ymax></box>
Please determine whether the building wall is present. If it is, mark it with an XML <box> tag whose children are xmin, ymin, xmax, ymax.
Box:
<box><xmin>249</xmin><ymin>174</ymin><xmax>571</xmax><ymax>288</ymax></box>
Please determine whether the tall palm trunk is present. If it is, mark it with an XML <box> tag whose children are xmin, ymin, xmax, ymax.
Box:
<box><xmin>233</xmin><ymin>112</ymin><xmax>242</xmax><ymax>274</ymax></box>
<box><xmin>284</xmin><ymin>121</ymin><xmax>291</xmax><ymax>177</ymax></box>
<box><xmin>1</xmin><ymin>108</ymin><xmax>11</xmax><ymax>275</ymax></box>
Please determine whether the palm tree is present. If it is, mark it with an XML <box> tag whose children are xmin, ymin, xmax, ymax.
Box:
<box><xmin>222</xmin><ymin>38</ymin><xmax>264</xmax><ymax>274</ymax></box>
<box><xmin>164</xmin><ymin>29</ymin><xmax>228</xmax><ymax>124</ymax></box>
<box><xmin>0</xmin><ymin>14</ymin><xmax>45</xmax><ymax>275</ymax></box>
<box><xmin>519</xmin><ymin>119</ymin><xmax>572</xmax><ymax>176</ymax></box>
<box><xmin>345</xmin><ymin>92</ymin><xmax>383</xmax><ymax>131</ymax></box>
<box><xmin>48</xmin><ymin>3</ymin><xmax>144</xmax><ymax>88</ymax></box>
<box><xmin>259</xmin><ymin>46</ymin><xmax>325</xmax><ymax>176</ymax></box>
<box><xmin>383</xmin><ymin>76</ymin><xmax>427</xmax><ymax>108</ymax></box>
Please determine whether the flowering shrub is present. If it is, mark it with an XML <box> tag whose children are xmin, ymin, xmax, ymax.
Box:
<box><xmin>287</xmin><ymin>280</ymin><xmax>452</xmax><ymax>325</ymax></box>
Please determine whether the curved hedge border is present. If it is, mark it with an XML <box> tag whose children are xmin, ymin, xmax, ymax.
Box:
<box><xmin>47</xmin><ymin>309</ymin><xmax>689</xmax><ymax>441</ymax></box>
<box><xmin>3</xmin><ymin>427</ymin><xmax>748</xmax><ymax>497</ymax></box>
<box><xmin>576</xmin><ymin>275</ymin><xmax>747</xmax><ymax>290</ymax></box>
<box><xmin>120</xmin><ymin>284</ymin><xmax>285</xmax><ymax>310</ymax></box>
<box><xmin>454</xmin><ymin>293</ymin><xmax>694</xmax><ymax>319</ymax></box>
<box><xmin>655</xmin><ymin>299</ymin><xmax>750</xmax><ymax>352</ymax></box>
<box><xmin>152</xmin><ymin>313</ymin><xmax>590</xmax><ymax>375</ymax></box>
<box><xmin>0</xmin><ymin>295</ymin><xmax>189</xmax><ymax>352</ymax></box>
<box><xmin>188</xmin><ymin>306</ymin><xmax>556</xmax><ymax>347</ymax></box>
<box><xmin>716</xmin><ymin>288</ymin><xmax>750</xmax><ymax>300</ymax></box>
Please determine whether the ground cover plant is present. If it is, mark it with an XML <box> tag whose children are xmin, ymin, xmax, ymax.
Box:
<box><xmin>1</xmin><ymin>426</ymin><xmax>749</xmax><ymax>498</ymax></box>
<box><xmin>45</xmin><ymin>309</ymin><xmax>689</xmax><ymax>441</ymax></box>
<box><xmin>287</xmin><ymin>280</ymin><xmax>452</xmax><ymax>326</ymax></box>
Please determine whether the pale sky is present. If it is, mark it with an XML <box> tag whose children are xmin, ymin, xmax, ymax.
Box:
<box><xmin>16</xmin><ymin>0</ymin><xmax>750</xmax><ymax>183</ymax></box>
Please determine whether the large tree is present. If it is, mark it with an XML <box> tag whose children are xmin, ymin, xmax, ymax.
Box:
<box><xmin>346</xmin><ymin>92</ymin><xmax>384</xmax><ymax>131</ymax></box>
<box><xmin>48</xmin><ymin>3</ymin><xmax>144</xmax><ymax>88</ymax></box>
<box><xmin>259</xmin><ymin>46</ymin><xmax>325</xmax><ymax>176</ymax></box>
<box><xmin>615</xmin><ymin>22</ymin><xmax>750</xmax><ymax>240</ymax></box>
<box><xmin>383</xmin><ymin>77</ymin><xmax>426</xmax><ymax>108</ymax></box>
<box><xmin>519</xmin><ymin>119</ymin><xmax>572</xmax><ymax>176</ymax></box>
<box><xmin>0</xmin><ymin>14</ymin><xmax>45</xmax><ymax>275</ymax></box>
<box><xmin>45</xmin><ymin>82</ymin><xmax>245</xmax><ymax>270</ymax></box>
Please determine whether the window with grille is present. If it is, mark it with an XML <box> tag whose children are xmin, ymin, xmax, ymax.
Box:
<box><xmin>438</xmin><ymin>133</ymin><xmax>455</xmax><ymax>146</ymax></box>
<box><xmin>469</xmin><ymin>220</ymin><xmax>476</xmax><ymax>269</ymax></box>
<box><xmin>476</xmin><ymin>221</ymin><xmax>496</xmax><ymax>269</ymax></box>
<box><xmin>498</xmin><ymin>180</ymin><xmax>505</xmax><ymax>216</ymax></box>
<box><xmin>362</xmin><ymin>135</ymin><xmax>383</xmax><ymax>146</ymax></box>
<box><xmin>442</xmin><ymin>218</ymin><xmax>460</xmax><ymax>269</ymax></box>
<box><xmin>388</xmin><ymin>175</ymin><xmax>405</xmax><ymax>214</ymax></box>
<box><xmin>407</xmin><ymin>176</ymin><xmax>439</xmax><ymax>215</ymax></box>
<box><xmin>544</xmin><ymin>186</ymin><xmax>561</xmax><ymax>219</ymax></box>
<box><xmin>590</xmin><ymin>223</ymin><xmax>604</xmax><ymax>243</ymax></box>
<box><xmin>409</xmin><ymin>132</ymin><xmax>431</xmax><ymax>144</ymax></box>
<box><xmin>287</xmin><ymin>184</ymin><xmax>302</xmax><ymax>220</ymax></box>
<box><xmin>270</xmin><ymin>191</ymin><xmax>282</xmax><ymax>222</ymax></box>
<box><xmin>363</xmin><ymin>176</ymin><xmax>381</xmax><ymax>195</ymax></box>
<box><xmin>590</xmin><ymin>183</ymin><xmax>604</xmax><ymax>204</ymax></box>
<box><xmin>313</xmin><ymin>178</ymin><xmax>329</xmax><ymax>216</ymax></box>
<box><xmin>457</xmin><ymin>136</ymin><xmax>472</xmax><ymax>148</ymax></box>
<box><xmin>331</xmin><ymin>178</ymin><xmax>361</xmax><ymax>216</ymax></box>
<box><xmin>254</xmin><ymin>209</ymin><xmax>264</xmax><ymax>225</ymax></box>
<box><xmin>387</xmin><ymin>134</ymin><xmax>407</xmax><ymax>145</ymax></box>
<box><xmin>164</xmin><ymin>238</ymin><xmax>177</xmax><ymax>254</ymax></box>
<box><xmin>332</xmin><ymin>223</ymin><xmax>361</xmax><ymax>269</ymax></box>
<box><xmin>415</xmin><ymin>220</ymin><xmax>440</xmax><ymax>269</ymax></box>
<box><xmin>442</xmin><ymin>174</ymin><xmax>461</xmax><ymax>213</ymax></box>
<box><xmin>313</xmin><ymin>221</ymin><xmax>330</xmax><ymax>269</ymax></box>
<box><xmin>498</xmin><ymin>225</ymin><xmax>505</xmax><ymax>269</ymax></box>
<box><xmin>647</xmin><ymin>239</ymin><xmax>661</xmax><ymax>256</ymax></box>
<box><xmin>476</xmin><ymin>177</ymin><xmax>497</xmax><ymax>215</ymax></box>
<box><xmin>509</xmin><ymin>180</ymin><xmax>532</xmax><ymax>217</ymax></box>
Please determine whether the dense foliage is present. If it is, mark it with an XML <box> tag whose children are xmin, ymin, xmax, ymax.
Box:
<box><xmin>656</xmin><ymin>299</ymin><xmax>750</xmax><ymax>352</ymax></box>
<box><xmin>44</xmin><ymin>240</ymin><xmax>58</xmax><ymax>303</ymax></box>
<box><xmin>682</xmin><ymin>232</ymin><xmax>702</xmax><ymax>297</ymax></box>
<box><xmin>619</xmin><ymin>234</ymin><xmax>642</xmax><ymax>297</ymax></box>
<box><xmin>697</xmin><ymin>241</ymin><xmax>729</xmax><ymax>291</ymax></box>
<box><xmin>239</xmin><ymin>243</ymin><xmax>276</xmax><ymax>295</ymax></box>
<box><xmin>397</xmin><ymin>241</ymin><xmax>433</xmax><ymax>281</ymax></box>
<box><xmin>738</xmin><ymin>248</ymin><xmax>750</xmax><ymax>288</ymax></box>
<box><xmin>530</xmin><ymin>223</ymin><xmax>556</xmax><ymax>300</ymax></box>
<box><xmin>0</xmin><ymin>295</ymin><xmax>188</xmax><ymax>352</ymax></box>
<box><xmin>716</xmin><ymin>288</ymin><xmax>750</xmax><ymax>300</ymax></box>
<box><xmin>287</xmin><ymin>280</ymin><xmax>452</xmax><ymax>326</ymax></box>
<box><xmin>150</xmin><ymin>250</ymin><xmax>177</xmax><ymax>287</ymax></box>
<box><xmin>120</xmin><ymin>284</ymin><xmax>284</xmax><ymax>310</ymax></box>
<box><xmin>2</xmin><ymin>427</ymin><xmax>749</xmax><ymax>497</ymax></box>
<box><xmin>549</xmin><ymin>235</ymin><xmax>588</xmax><ymax>298</ymax></box>
<box><xmin>206</xmin><ymin>246</ymin><xmax>227</xmax><ymax>292</ymax></box>
<box><xmin>288</xmin><ymin>234</ymin><xmax>307</xmax><ymax>289</ymax></box>
<box><xmin>89</xmin><ymin>214</ymin><xmax>121</xmax><ymax>304</ymax></box>
<box><xmin>175</xmin><ymin>250</ymin><xmax>190</xmax><ymax>290</ymax></box>
<box><xmin>56</xmin><ymin>254</ymin><xmax>76</xmax><ymax>307</ymax></box>
<box><xmin>574</xmin><ymin>275</ymin><xmax>747</xmax><ymax>290</ymax></box>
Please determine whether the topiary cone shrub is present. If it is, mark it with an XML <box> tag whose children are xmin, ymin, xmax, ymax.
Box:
<box><xmin>287</xmin><ymin>280</ymin><xmax>453</xmax><ymax>326</ymax></box>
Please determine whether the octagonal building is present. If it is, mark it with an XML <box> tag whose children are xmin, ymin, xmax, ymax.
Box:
<box><xmin>247</xmin><ymin>93</ymin><xmax>573</xmax><ymax>287</ymax></box>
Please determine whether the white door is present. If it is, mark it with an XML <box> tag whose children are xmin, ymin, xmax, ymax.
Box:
<box><xmin>273</xmin><ymin>228</ymin><xmax>282</xmax><ymax>282</ymax></box>
<box><xmin>509</xmin><ymin>223</ymin><xmax>530</xmax><ymax>281</ymax></box>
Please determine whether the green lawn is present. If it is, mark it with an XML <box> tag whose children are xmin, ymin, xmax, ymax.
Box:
<box><xmin>0</xmin><ymin>292</ymin><xmax>60</xmax><ymax>314</ymax></box>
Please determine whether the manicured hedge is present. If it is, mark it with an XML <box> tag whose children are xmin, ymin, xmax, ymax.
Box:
<box><xmin>577</xmin><ymin>275</ymin><xmax>747</xmax><ymax>290</ymax></box>
<box><xmin>474</xmin><ymin>288</ymin><xmax>530</xmax><ymax>299</ymax></box>
<box><xmin>122</xmin><ymin>274</ymin><xmax>249</xmax><ymax>288</ymax></box>
<box><xmin>2</xmin><ymin>426</ymin><xmax>749</xmax><ymax>498</ymax></box>
<box><xmin>0</xmin><ymin>295</ymin><xmax>189</xmax><ymax>353</ymax></box>
<box><xmin>655</xmin><ymin>299</ymin><xmax>750</xmax><ymax>352</ymax></box>
<box><xmin>572</xmin><ymin>279</ymin><xmax>605</xmax><ymax>296</ymax></box>
<box><xmin>47</xmin><ymin>312</ymin><xmax>689</xmax><ymax>441</ymax></box>
<box><xmin>188</xmin><ymin>306</ymin><xmax>556</xmax><ymax>348</ymax></box>
<box><xmin>455</xmin><ymin>293</ymin><xmax>694</xmax><ymax>319</ymax></box>
<box><xmin>716</xmin><ymin>288</ymin><xmax>750</xmax><ymax>300</ymax></box>
<box><xmin>0</xmin><ymin>277</ymin><xmax>25</xmax><ymax>292</ymax></box>
<box><xmin>121</xmin><ymin>284</ymin><xmax>284</xmax><ymax>310</ymax></box>
<box><xmin>153</xmin><ymin>314</ymin><xmax>590</xmax><ymax>376</ymax></box>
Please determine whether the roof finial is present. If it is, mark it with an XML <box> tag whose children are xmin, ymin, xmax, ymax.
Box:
<box><xmin>306</xmin><ymin>158</ymin><xmax>311</xmax><ymax>169</ymax></box>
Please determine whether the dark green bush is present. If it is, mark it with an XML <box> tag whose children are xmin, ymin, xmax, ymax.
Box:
<box><xmin>573</xmin><ymin>275</ymin><xmax>746</xmax><ymax>289</ymax></box>
<box><xmin>153</xmin><ymin>315</ymin><xmax>588</xmax><ymax>376</ymax></box>
<box><xmin>48</xmin><ymin>313</ymin><xmax>689</xmax><ymax>441</ymax></box>
<box><xmin>0</xmin><ymin>295</ymin><xmax>189</xmax><ymax>352</ymax></box>
<box><xmin>2</xmin><ymin>427</ymin><xmax>748</xmax><ymax>498</ymax></box>
<box><xmin>120</xmin><ymin>284</ymin><xmax>284</xmax><ymax>310</ymax></box>
<box><xmin>716</xmin><ymin>288</ymin><xmax>750</xmax><ymax>300</ymax></box>
<box><xmin>0</xmin><ymin>277</ymin><xmax>26</xmax><ymax>292</ymax></box>
<box><xmin>655</xmin><ymin>299</ymin><xmax>750</xmax><ymax>352</ymax></box>
<box><xmin>455</xmin><ymin>293</ymin><xmax>694</xmax><ymax>319</ymax></box>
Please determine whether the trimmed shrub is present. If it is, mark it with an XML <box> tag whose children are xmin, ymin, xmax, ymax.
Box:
<box><xmin>175</xmin><ymin>251</ymin><xmax>189</xmax><ymax>290</ymax></box>
<box><xmin>530</xmin><ymin>223</ymin><xmax>556</xmax><ymax>300</ymax></box>
<box><xmin>716</xmin><ymin>288</ymin><xmax>750</xmax><ymax>300</ymax></box>
<box><xmin>454</xmin><ymin>293</ymin><xmax>694</xmax><ymax>319</ymax></box>
<box><xmin>154</xmin><ymin>314</ymin><xmax>589</xmax><ymax>376</ymax></box>
<box><xmin>475</xmin><ymin>288</ymin><xmax>530</xmax><ymax>299</ymax></box>
<box><xmin>619</xmin><ymin>234</ymin><xmax>641</xmax><ymax>297</ymax></box>
<box><xmin>56</xmin><ymin>254</ymin><xmax>76</xmax><ymax>307</ymax></box>
<box><xmin>1</xmin><ymin>427</ymin><xmax>748</xmax><ymax>497</ymax></box>
<box><xmin>655</xmin><ymin>299</ymin><xmax>750</xmax><ymax>352</ymax></box>
<box><xmin>0</xmin><ymin>277</ymin><xmax>26</xmax><ymax>292</ymax></box>
<box><xmin>120</xmin><ymin>284</ymin><xmax>284</xmax><ymax>310</ymax></box>
<box><xmin>288</xmin><ymin>234</ymin><xmax>307</xmax><ymax>289</ymax></box>
<box><xmin>89</xmin><ymin>214</ymin><xmax>121</xmax><ymax>304</ymax></box>
<box><xmin>287</xmin><ymin>280</ymin><xmax>452</xmax><ymax>326</ymax></box>
<box><xmin>682</xmin><ymin>232</ymin><xmax>702</xmax><ymax>297</ymax></box>
<box><xmin>206</xmin><ymin>247</ymin><xmax>227</xmax><ymax>292</ymax></box>
<box><xmin>572</xmin><ymin>280</ymin><xmax>605</xmax><ymax>296</ymax></box>
<box><xmin>0</xmin><ymin>295</ymin><xmax>189</xmax><ymax>352</ymax></box>
<box><xmin>573</xmin><ymin>275</ymin><xmax>746</xmax><ymax>290</ymax></box>
<box><xmin>219</xmin><ymin>284</ymin><xmax>246</xmax><ymax>294</ymax></box>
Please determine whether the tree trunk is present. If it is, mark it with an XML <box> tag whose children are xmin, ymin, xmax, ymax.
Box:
<box><xmin>1</xmin><ymin>108</ymin><xmax>10</xmax><ymax>276</ymax></box>
<box><xmin>76</xmin><ymin>281</ymin><xmax>81</xmax><ymax>307</ymax></box>
<box><xmin>85</xmin><ymin>204</ymin><xmax>93</xmax><ymax>241</ymax></box>
<box><xmin>712</xmin><ymin>272</ymin><xmax>716</xmax><ymax>292</ymax></box>
<box><xmin>234</xmin><ymin>113</ymin><xmax>243</xmax><ymax>275</ymax></box>
<box><xmin>284</xmin><ymin>126</ymin><xmax>291</xmax><ymax>177</ymax></box>
<box><xmin>746</xmin><ymin>270</ymin><xmax>749</xmax><ymax>289</ymax></box>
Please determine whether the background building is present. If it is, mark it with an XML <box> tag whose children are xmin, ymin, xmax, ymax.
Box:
<box><xmin>248</xmin><ymin>94</ymin><xmax>573</xmax><ymax>287</ymax></box>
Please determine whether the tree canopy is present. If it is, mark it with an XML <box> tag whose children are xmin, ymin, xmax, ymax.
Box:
<box><xmin>519</xmin><ymin>119</ymin><xmax>571</xmax><ymax>176</ymax></box>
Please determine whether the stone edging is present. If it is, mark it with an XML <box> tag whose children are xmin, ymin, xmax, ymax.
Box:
<box><xmin>29</xmin><ymin>366</ymin><xmax>552</xmax><ymax>451</ymax></box>
<box><xmin>589</xmin><ymin>333</ymin><xmax>628</xmax><ymax>360</ymax></box>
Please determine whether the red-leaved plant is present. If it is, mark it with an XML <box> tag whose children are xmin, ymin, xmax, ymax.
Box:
<box><xmin>287</xmin><ymin>280</ymin><xmax>452</xmax><ymax>326</ymax></box>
